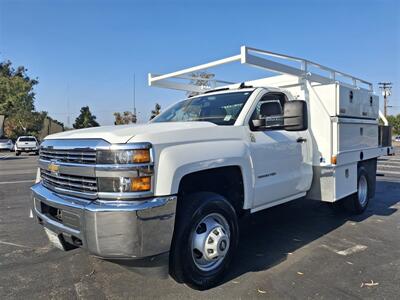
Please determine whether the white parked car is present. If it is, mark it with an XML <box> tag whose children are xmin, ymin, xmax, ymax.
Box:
<box><xmin>15</xmin><ymin>136</ymin><xmax>39</xmax><ymax>156</ymax></box>
<box><xmin>0</xmin><ymin>138</ymin><xmax>14</xmax><ymax>152</ymax></box>
<box><xmin>31</xmin><ymin>46</ymin><xmax>393</xmax><ymax>289</ymax></box>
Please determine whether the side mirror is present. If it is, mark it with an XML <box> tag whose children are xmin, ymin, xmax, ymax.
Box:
<box><xmin>283</xmin><ymin>100</ymin><xmax>308</xmax><ymax>131</ymax></box>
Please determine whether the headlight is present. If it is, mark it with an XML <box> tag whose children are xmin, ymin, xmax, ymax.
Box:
<box><xmin>98</xmin><ymin>176</ymin><xmax>151</xmax><ymax>192</ymax></box>
<box><xmin>97</xmin><ymin>149</ymin><xmax>150</xmax><ymax>164</ymax></box>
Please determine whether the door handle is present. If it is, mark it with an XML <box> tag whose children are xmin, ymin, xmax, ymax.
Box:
<box><xmin>297</xmin><ymin>137</ymin><xmax>307</xmax><ymax>143</ymax></box>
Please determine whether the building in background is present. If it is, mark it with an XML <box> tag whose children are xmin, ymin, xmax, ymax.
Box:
<box><xmin>38</xmin><ymin>116</ymin><xmax>64</xmax><ymax>141</ymax></box>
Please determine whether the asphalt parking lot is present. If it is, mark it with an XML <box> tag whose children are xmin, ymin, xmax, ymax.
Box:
<box><xmin>0</xmin><ymin>150</ymin><xmax>399</xmax><ymax>299</ymax></box>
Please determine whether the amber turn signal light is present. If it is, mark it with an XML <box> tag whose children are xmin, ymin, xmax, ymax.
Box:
<box><xmin>133</xmin><ymin>149</ymin><xmax>151</xmax><ymax>163</ymax></box>
<box><xmin>131</xmin><ymin>176</ymin><xmax>151</xmax><ymax>192</ymax></box>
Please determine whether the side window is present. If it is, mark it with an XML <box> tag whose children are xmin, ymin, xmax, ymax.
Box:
<box><xmin>250</xmin><ymin>92</ymin><xmax>287</xmax><ymax>131</ymax></box>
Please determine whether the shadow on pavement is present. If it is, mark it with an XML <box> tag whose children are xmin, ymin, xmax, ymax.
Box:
<box><xmin>223</xmin><ymin>179</ymin><xmax>400</xmax><ymax>283</ymax></box>
<box><xmin>0</xmin><ymin>156</ymin><xmax>29</xmax><ymax>161</ymax></box>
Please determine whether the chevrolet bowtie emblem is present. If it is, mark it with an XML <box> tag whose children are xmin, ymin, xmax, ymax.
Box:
<box><xmin>48</xmin><ymin>162</ymin><xmax>60</xmax><ymax>174</ymax></box>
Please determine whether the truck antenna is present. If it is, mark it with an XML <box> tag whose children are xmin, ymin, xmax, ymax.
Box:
<box><xmin>133</xmin><ymin>73</ymin><xmax>137</xmax><ymax>118</ymax></box>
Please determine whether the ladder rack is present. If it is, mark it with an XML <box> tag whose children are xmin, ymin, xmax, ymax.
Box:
<box><xmin>148</xmin><ymin>46</ymin><xmax>374</xmax><ymax>93</ymax></box>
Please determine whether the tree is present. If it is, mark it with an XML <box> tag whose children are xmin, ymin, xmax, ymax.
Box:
<box><xmin>0</xmin><ymin>60</ymin><xmax>44</xmax><ymax>139</ymax></box>
<box><xmin>150</xmin><ymin>103</ymin><xmax>161</xmax><ymax>120</ymax></box>
<box><xmin>114</xmin><ymin>112</ymin><xmax>123</xmax><ymax>125</ymax></box>
<box><xmin>387</xmin><ymin>114</ymin><xmax>400</xmax><ymax>135</ymax></box>
<box><xmin>0</xmin><ymin>60</ymin><xmax>37</xmax><ymax>115</ymax></box>
<box><xmin>114</xmin><ymin>111</ymin><xmax>137</xmax><ymax>125</ymax></box>
<box><xmin>73</xmin><ymin>106</ymin><xmax>99</xmax><ymax>129</ymax></box>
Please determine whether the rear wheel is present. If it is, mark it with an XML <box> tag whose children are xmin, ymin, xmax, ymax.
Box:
<box><xmin>169</xmin><ymin>192</ymin><xmax>239</xmax><ymax>290</ymax></box>
<box><xmin>16</xmin><ymin>151</ymin><xmax>21</xmax><ymax>156</ymax></box>
<box><xmin>344</xmin><ymin>167</ymin><xmax>371</xmax><ymax>214</ymax></box>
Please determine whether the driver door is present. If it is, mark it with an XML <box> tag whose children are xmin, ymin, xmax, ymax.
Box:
<box><xmin>249</xmin><ymin>92</ymin><xmax>310</xmax><ymax>210</ymax></box>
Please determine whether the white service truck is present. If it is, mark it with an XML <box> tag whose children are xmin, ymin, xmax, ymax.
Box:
<box><xmin>31</xmin><ymin>47</ymin><xmax>393</xmax><ymax>289</ymax></box>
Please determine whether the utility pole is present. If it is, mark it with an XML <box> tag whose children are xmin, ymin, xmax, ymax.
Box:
<box><xmin>66</xmin><ymin>84</ymin><xmax>70</xmax><ymax>127</ymax></box>
<box><xmin>133</xmin><ymin>74</ymin><xmax>137</xmax><ymax>120</ymax></box>
<box><xmin>378</xmin><ymin>82</ymin><xmax>392</xmax><ymax>117</ymax></box>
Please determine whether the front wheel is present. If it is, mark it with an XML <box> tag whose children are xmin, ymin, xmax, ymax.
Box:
<box><xmin>169</xmin><ymin>192</ymin><xmax>239</xmax><ymax>290</ymax></box>
<box><xmin>15</xmin><ymin>151</ymin><xmax>21</xmax><ymax>156</ymax></box>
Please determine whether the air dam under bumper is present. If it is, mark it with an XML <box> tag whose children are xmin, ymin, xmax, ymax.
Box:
<box><xmin>31</xmin><ymin>183</ymin><xmax>177</xmax><ymax>259</ymax></box>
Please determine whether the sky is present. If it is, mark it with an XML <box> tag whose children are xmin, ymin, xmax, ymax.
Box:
<box><xmin>1</xmin><ymin>0</ymin><xmax>399</xmax><ymax>126</ymax></box>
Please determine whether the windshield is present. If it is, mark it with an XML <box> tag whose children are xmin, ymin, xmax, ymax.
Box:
<box><xmin>152</xmin><ymin>91</ymin><xmax>252</xmax><ymax>125</ymax></box>
<box><xmin>19</xmin><ymin>137</ymin><xmax>36</xmax><ymax>142</ymax></box>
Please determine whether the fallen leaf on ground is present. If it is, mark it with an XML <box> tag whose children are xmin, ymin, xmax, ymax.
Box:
<box><xmin>346</xmin><ymin>261</ymin><xmax>353</xmax><ymax>265</ymax></box>
<box><xmin>297</xmin><ymin>271</ymin><xmax>304</xmax><ymax>275</ymax></box>
<box><xmin>361</xmin><ymin>280</ymin><xmax>379</xmax><ymax>287</ymax></box>
<box><xmin>257</xmin><ymin>289</ymin><xmax>267</xmax><ymax>294</ymax></box>
<box><xmin>232</xmin><ymin>280</ymin><xmax>239</xmax><ymax>284</ymax></box>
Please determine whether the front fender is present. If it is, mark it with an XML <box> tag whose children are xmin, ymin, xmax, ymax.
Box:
<box><xmin>154</xmin><ymin>140</ymin><xmax>254</xmax><ymax>209</ymax></box>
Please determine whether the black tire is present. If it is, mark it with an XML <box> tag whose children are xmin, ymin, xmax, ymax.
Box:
<box><xmin>35</xmin><ymin>151</ymin><xmax>39</xmax><ymax>156</ymax></box>
<box><xmin>16</xmin><ymin>151</ymin><xmax>21</xmax><ymax>156</ymax></box>
<box><xmin>169</xmin><ymin>192</ymin><xmax>239</xmax><ymax>290</ymax></box>
<box><xmin>344</xmin><ymin>167</ymin><xmax>371</xmax><ymax>214</ymax></box>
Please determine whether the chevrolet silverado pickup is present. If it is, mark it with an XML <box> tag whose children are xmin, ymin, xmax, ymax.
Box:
<box><xmin>31</xmin><ymin>46</ymin><xmax>393</xmax><ymax>289</ymax></box>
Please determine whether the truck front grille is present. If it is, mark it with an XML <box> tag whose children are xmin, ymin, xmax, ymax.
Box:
<box><xmin>40</xmin><ymin>169</ymin><xmax>97</xmax><ymax>197</ymax></box>
<box><xmin>40</xmin><ymin>149</ymin><xmax>96</xmax><ymax>164</ymax></box>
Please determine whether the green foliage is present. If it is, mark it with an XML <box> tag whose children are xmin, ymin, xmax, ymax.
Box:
<box><xmin>73</xmin><ymin>106</ymin><xmax>99</xmax><ymax>129</ymax></box>
<box><xmin>114</xmin><ymin>111</ymin><xmax>137</xmax><ymax>125</ymax></box>
<box><xmin>387</xmin><ymin>114</ymin><xmax>400</xmax><ymax>135</ymax></box>
<box><xmin>0</xmin><ymin>60</ymin><xmax>37</xmax><ymax>115</ymax></box>
<box><xmin>150</xmin><ymin>103</ymin><xmax>161</xmax><ymax>120</ymax></box>
<box><xmin>0</xmin><ymin>60</ymin><xmax>45</xmax><ymax>139</ymax></box>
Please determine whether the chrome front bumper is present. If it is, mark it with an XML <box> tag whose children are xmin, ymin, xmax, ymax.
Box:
<box><xmin>31</xmin><ymin>183</ymin><xmax>177</xmax><ymax>259</ymax></box>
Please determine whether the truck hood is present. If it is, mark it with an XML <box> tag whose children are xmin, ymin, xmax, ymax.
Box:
<box><xmin>45</xmin><ymin>122</ymin><xmax>220</xmax><ymax>144</ymax></box>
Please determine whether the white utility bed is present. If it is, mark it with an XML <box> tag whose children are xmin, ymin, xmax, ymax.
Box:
<box><xmin>149</xmin><ymin>46</ymin><xmax>393</xmax><ymax>202</ymax></box>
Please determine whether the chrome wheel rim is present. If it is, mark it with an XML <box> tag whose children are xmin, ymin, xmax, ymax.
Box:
<box><xmin>358</xmin><ymin>175</ymin><xmax>368</xmax><ymax>207</ymax></box>
<box><xmin>190</xmin><ymin>213</ymin><xmax>230</xmax><ymax>272</ymax></box>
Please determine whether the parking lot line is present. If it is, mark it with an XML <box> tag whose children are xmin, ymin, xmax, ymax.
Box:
<box><xmin>0</xmin><ymin>169</ymin><xmax>37</xmax><ymax>175</ymax></box>
<box><xmin>0</xmin><ymin>240</ymin><xmax>32</xmax><ymax>249</ymax></box>
<box><xmin>377</xmin><ymin>169</ymin><xmax>400</xmax><ymax>175</ymax></box>
<box><xmin>0</xmin><ymin>179</ymin><xmax>35</xmax><ymax>185</ymax></box>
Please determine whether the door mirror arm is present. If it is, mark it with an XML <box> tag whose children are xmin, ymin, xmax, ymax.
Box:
<box><xmin>252</xmin><ymin>115</ymin><xmax>284</xmax><ymax>130</ymax></box>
